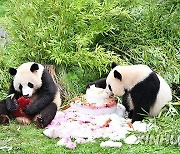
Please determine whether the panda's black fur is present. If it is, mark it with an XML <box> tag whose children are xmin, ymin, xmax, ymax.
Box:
<box><xmin>0</xmin><ymin>62</ymin><xmax>61</xmax><ymax>128</ymax></box>
<box><xmin>122</xmin><ymin>72</ymin><xmax>160</xmax><ymax>122</ymax></box>
<box><xmin>24</xmin><ymin>69</ymin><xmax>57</xmax><ymax>115</ymax></box>
<box><xmin>86</xmin><ymin>78</ymin><xmax>106</xmax><ymax>89</ymax></box>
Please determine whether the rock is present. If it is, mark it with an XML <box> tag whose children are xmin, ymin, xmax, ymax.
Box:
<box><xmin>0</xmin><ymin>29</ymin><xmax>6</xmax><ymax>38</ymax></box>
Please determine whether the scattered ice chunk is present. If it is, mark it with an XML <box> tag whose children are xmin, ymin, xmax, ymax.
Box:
<box><xmin>100</xmin><ymin>140</ymin><xmax>122</xmax><ymax>148</ymax></box>
<box><xmin>124</xmin><ymin>135</ymin><xmax>139</xmax><ymax>144</ymax></box>
<box><xmin>43</xmin><ymin>128</ymin><xmax>59</xmax><ymax>139</ymax></box>
<box><xmin>133</xmin><ymin>121</ymin><xmax>148</xmax><ymax>132</ymax></box>
<box><xmin>66</xmin><ymin>142</ymin><xmax>76</xmax><ymax>149</ymax></box>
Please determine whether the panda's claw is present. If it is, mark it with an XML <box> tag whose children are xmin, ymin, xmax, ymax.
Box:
<box><xmin>0</xmin><ymin>114</ymin><xmax>10</xmax><ymax>124</ymax></box>
<box><xmin>36</xmin><ymin>115</ymin><xmax>44</xmax><ymax>128</ymax></box>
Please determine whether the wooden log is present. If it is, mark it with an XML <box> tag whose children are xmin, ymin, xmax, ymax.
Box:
<box><xmin>44</xmin><ymin>65</ymin><xmax>68</xmax><ymax>104</ymax></box>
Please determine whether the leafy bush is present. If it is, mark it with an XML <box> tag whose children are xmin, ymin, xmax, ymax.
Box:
<box><xmin>93</xmin><ymin>0</ymin><xmax>180</xmax><ymax>84</ymax></box>
<box><xmin>1</xmin><ymin>0</ymin><xmax>179</xmax><ymax>98</ymax></box>
<box><xmin>4</xmin><ymin>0</ymin><xmax>127</xmax><ymax>68</ymax></box>
<box><xmin>2</xmin><ymin>0</ymin><xmax>130</xmax><ymax>96</ymax></box>
<box><xmin>0</xmin><ymin>46</ymin><xmax>20</xmax><ymax>98</ymax></box>
<box><xmin>56</xmin><ymin>48</ymin><xmax>122</xmax><ymax>97</ymax></box>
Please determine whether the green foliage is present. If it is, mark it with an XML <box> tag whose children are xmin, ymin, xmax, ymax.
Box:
<box><xmin>0</xmin><ymin>46</ymin><xmax>21</xmax><ymax>98</ymax></box>
<box><xmin>4</xmin><ymin>0</ymin><xmax>126</xmax><ymax>68</ymax></box>
<box><xmin>0</xmin><ymin>0</ymin><xmax>7</xmax><ymax>17</ymax></box>
<box><xmin>2</xmin><ymin>0</ymin><xmax>179</xmax><ymax>98</ymax></box>
<box><xmin>93</xmin><ymin>0</ymin><xmax>180</xmax><ymax>84</ymax></box>
<box><xmin>2</xmin><ymin>0</ymin><xmax>129</xmax><ymax>97</ymax></box>
<box><xmin>147</xmin><ymin>106</ymin><xmax>179</xmax><ymax>135</ymax></box>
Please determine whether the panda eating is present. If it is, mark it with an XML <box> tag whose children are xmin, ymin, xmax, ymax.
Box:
<box><xmin>0</xmin><ymin>62</ymin><xmax>61</xmax><ymax>128</ymax></box>
<box><xmin>106</xmin><ymin>62</ymin><xmax>172</xmax><ymax>123</ymax></box>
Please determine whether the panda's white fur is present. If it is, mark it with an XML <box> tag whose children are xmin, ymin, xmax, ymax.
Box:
<box><xmin>106</xmin><ymin>65</ymin><xmax>152</xmax><ymax>96</ymax></box>
<box><xmin>149</xmin><ymin>74</ymin><xmax>172</xmax><ymax>116</ymax></box>
<box><xmin>125</xmin><ymin>94</ymin><xmax>134</xmax><ymax>111</ymax></box>
<box><xmin>13</xmin><ymin>62</ymin><xmax>61</xmax><ymax>109</ymax></box>
<box><xmin>106</xmin><ymin>64</ymin><xmax>172</xmax><ymax>121</ymax></box>
<box><xmin>13</xmin><ymin>62</ymin><xmax>44</xmax><ymax>97</ymax></box>
<box><xmin>54</xmin><ymin>91</ymin><xmax>61</xmax><ymax>110</ymax></box>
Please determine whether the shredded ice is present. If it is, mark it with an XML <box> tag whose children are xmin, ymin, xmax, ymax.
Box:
<box><xmin>44</xmin><ymin>86</ymin><xmax>151</xmax><ymax>149</ymax></box>
<box><xmin>43</xmin><ymin>102</ymin><xmax>151</xmax><ymax>149</ymax></box>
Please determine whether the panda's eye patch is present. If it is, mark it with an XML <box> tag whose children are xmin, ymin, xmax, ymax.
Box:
<box><xmin>28</xmin><ymin>82</ymin><xmax>34</xmax><ymax>88</ymax></box>
<box><xmin>108</xmin><ymin>84</ymin><xmax>112</xmax><ymax>91</ymax></box>
<box><xmin>19</xmin><ymin>84</ymin><xmax>22</xmax><ymax>90</ymax></box>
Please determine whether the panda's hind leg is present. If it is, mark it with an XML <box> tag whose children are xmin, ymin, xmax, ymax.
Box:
<box><xmin>35</xmin><ymin>102</ymin><xmax>57</xmax><ymax>128</ymax></box>
<box><xmin>130</xmin><ymin>72</ymin><xmax>160</xmax><ymax>123</ymax></box>
<box><xmin>131</xmin><ymin>106</ymin><xmax>148</xmax><ymax>123</ymax></box>
<box><xmin>0</xmin><ymin>99</ymin><xmax>10</xmax><ymax>124</ymax></box>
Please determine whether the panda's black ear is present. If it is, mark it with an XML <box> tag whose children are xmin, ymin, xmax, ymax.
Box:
<box><xmin>114</xmin><ymin>70</ymin><xmax>122</xmax><ymax>80</ymax></box>
<box><xmin>30</xmin><ymin>63</ymin><xmax>39</xmax><ymax>72</ymax></box>
<box><xmin>112</xmin><ymin>62</ymin><xmax>117</xmax><ymax>69</ymax></box>
<box><xmin>9</xmin><ymin>68</ymin><xmax>17</xmax><ymax>76</ymax></box>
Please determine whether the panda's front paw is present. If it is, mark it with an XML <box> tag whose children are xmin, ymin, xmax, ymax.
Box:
<box><xmin>6</xmin><ymin>98</ymin><xmax>17</xmax><ymax>112</ymax></box>
<box><xmin>25</xmin><ymin>105</ymin><xmax>37</xmax><ymax>115</ymax></box>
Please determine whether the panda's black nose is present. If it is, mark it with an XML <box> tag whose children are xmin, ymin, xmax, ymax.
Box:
<box><xmin>23</xmin><ymin>94</ymin><xmax>29</xmax><ymax>98</ymax></box>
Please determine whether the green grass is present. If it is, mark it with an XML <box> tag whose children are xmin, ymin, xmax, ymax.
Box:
<box><xmin>0</xmin><ymin>0</ymin><xmax>6</xmax><ymax>17</ymax></box>
<box><xmin>1</xmin><ymin>119</ymin><xmax>180</xmax><ymax>154</ymax></box>
<box><xmin>0</xmin><ymin>119</ymin><xmax>179</xmax><ymax>154</ymax></box>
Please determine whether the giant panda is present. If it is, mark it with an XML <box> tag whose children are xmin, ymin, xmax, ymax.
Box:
<box><xmin>0</xmin><ymin>62</ymin><xmax>61</xmax><ymax>128</ymax></box>
<box><xmin>106</xmin><ymin>62</ymin><xmax>172</xmax><ymax>122</ymax></box>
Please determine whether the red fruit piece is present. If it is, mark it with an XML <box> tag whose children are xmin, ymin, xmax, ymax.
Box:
<box><xmin>13</xmin><ymin>96</ymin><xmax>34</xmax><ymax>120</ymax></box>
<box><xmin>17</xmin><ymin>97</ymin><xmax>31</xmax><ymax>110</ymax></box>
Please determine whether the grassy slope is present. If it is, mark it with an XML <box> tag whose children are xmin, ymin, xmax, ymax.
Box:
<box><xmin>0</xmin><ymin>121</ymin><xmax>179</xmax><ymax>154</ymax></box>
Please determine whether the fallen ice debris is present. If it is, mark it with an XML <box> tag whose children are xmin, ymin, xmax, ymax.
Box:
<box><xmin>100</xmin><ymin>140</ymin><xmax>122</xmax><ymax>148</ymax></box>
<box><xmin>57</xmin><ymin>137</ymin><xmax>77</xmax><ymax>149</ymax></box>
<box><xmin>124</xmin><ymin>135</ymin><xmax>139</xmax><ymax>144</ymax></box>
<box><xmin>44</xmin><ymin>104</ymin><xmax>153</xmax><ymax>149</ymax></box>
